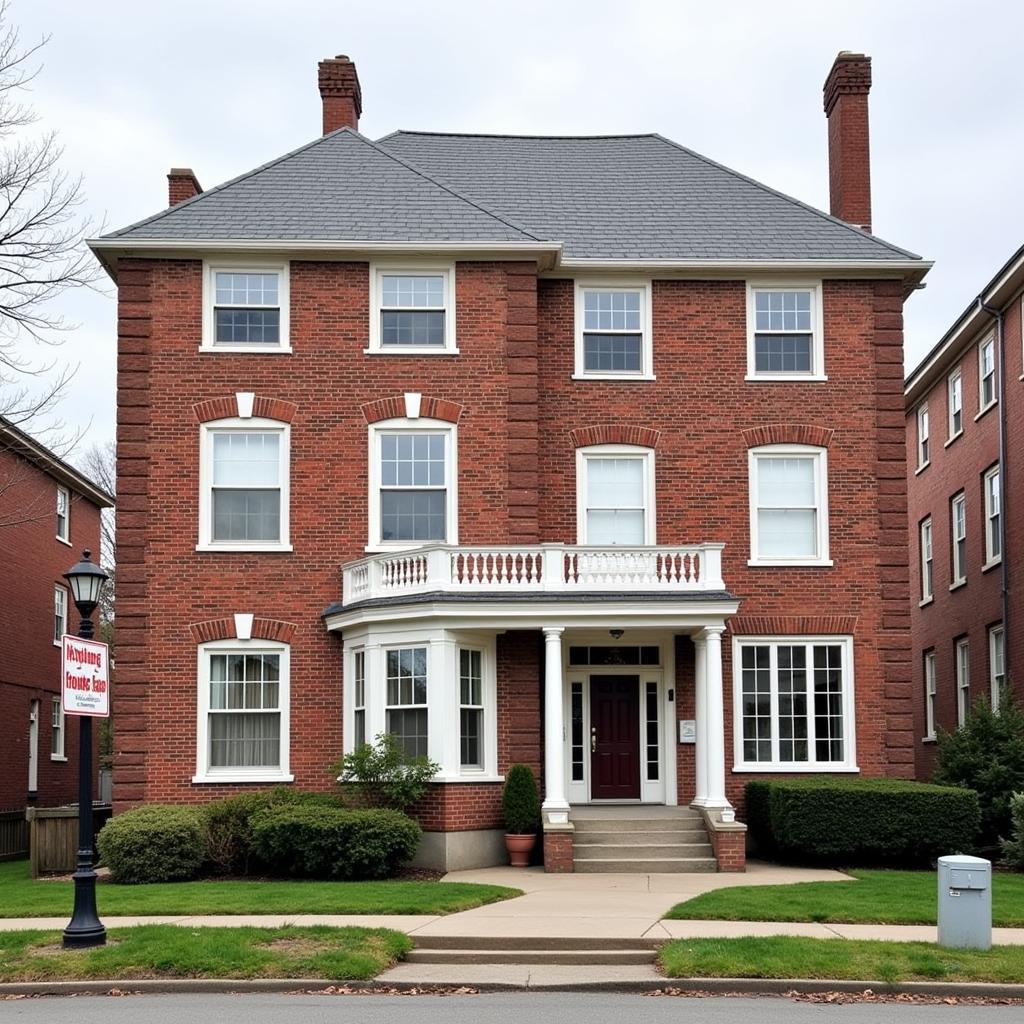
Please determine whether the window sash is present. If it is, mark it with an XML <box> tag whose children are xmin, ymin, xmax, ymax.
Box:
<box><xmin>752</xmin><ymin>452</ymin><xmax>823</xmax><ymax>561</ymax></box>
<box><xmin>385</xmin><ymin>646</ymin><xmax>428</xmax><ymax>759</ymax></box>
<box><xmin>979</xmin><ymin>339</ymin><xmax>996</xmax><ymax>408</ymax></box>
<box><xmin>213</xmin><ymin>271</ymin><xmax>282</xmax><ymax>346</ymax></box>
<box><xmin>56</xmin><ymin>487</ymin><xmax>69</xmax><ymax>539</ymax></box>
<box><xmin>750</xmin><ymin>288</ymin><xmax>817</xmax><ymax>376</ymax></box>
<box><xmin>377</xmin><ymin>273</ymin><xmax>448</xmax><ymax>348</ymax></box>
<box><xmin>951</xmin><ymin>494</ymin><xmax>966</xmax><ymax>582</ymax></box>
<box><xmin>924</xmin><ymin>651</ymin><xmax>937</xmax><ymax>738</ymax></box>
<box><xmin>985</xmin><ymin>468</ymin><xmax>1001</xmax><ymax>562</ymax></box>
<box><xmin>990</xmin><ymin>627</ymin><xmax>1005</xmax><ymax>712</ymax></box>
<box><xmin>920</xmin><ymin>519</ymin><xmax>933</xmax><ymax>601</ymax></box>
<box><xmin>51</xmin><ymin>698</ymin><xmax>63</xmax><ymax>756</ymax></box>
<box><xmin>948</xmin><ymin>370</ymin><xmax>963</xmax><ymax>435</ymax></box>
<box><xmin>583</xmin><ymin>455</ymin><xmax>647</xmax><ymax>545</ymax></box>
<box><xmin>352</xmin><ymin>650</ymin><xmax>366</xmax><ymax>748</ymax></box>
<box><xmin>205</xmin><ymin>428</ymin><xmax>286</xmax><ymax>546</ymax></box>
<box><xmin>956</xmin><ymin>640</ymin><xmax>970</xmax><ymax>725</ymax></box>
<box><xmin>917</xmin><ymin>406</ymin><xmax>929</xmax><ymax>466</ymax></box>
<box><xmin>53</xmin><ymin>587</ymin><xmax>67</xmax><ymax>643</ymax></box>
<box><xmin>205</xmin><ymin>649</ymin><xmax>283</xmax><ymax>770</ymax></box>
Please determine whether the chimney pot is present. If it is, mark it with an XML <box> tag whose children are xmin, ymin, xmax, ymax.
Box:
<box><xmin>823</xmin><ymin>52</ymin><xmax>872</xmax><ymax>233</ymax></box>
<box><xmin>167</xmin><ymin>167</ymin><xmax>202</xmax><ymax>207</ymax></box>
<box><xmin>318</xmin><ymin>54</ymin><xmax>362</xmax><ymax>135</ymax></box>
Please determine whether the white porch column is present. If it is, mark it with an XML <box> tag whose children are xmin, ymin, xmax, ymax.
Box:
<box><xmin>541</xmin><ymin>626</ymin><xmax>569</xmax><ymax>824</ymax></box>
<box><xmin>698</xmin><ymin>625</ymin><xmax>731</xmax><ymax>811</ymax></box>
<box><xmin>691</xmin><ymin>632</ymin><xmax>709</xmax><ymax>807</ymax></box>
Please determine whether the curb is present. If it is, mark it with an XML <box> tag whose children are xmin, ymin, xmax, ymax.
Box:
<box><xmin>2</xmin><ymin>977</ymin><xmax>1024</xmax><ymax>999</ymax></box>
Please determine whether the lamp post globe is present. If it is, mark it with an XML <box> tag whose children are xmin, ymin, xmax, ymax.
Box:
<box><xmin>61</xmin><ymin>549</ymin><xmax>108</xmax><ymax>949</ymax></box>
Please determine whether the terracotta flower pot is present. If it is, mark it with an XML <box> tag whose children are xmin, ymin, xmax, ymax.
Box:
<box><xmin>505</xmin><ymin>832</ymin><xmax>536</xmax><ymax>867</ymax></box>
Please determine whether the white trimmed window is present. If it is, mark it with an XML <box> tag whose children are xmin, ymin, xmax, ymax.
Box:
<box><xmin>950</xmin><ymin>491</ymin><xmax>966</xmax><ymax>585</ymax></box>
<box><xmin>978</xmin><ymin>335</ymin><xmax>997</xmax><ymax>412</ymax></box>
<box><xmin>573</xmin><ymin>282</ymin><xmax>653</xmax><ymax>379</ymax></box>
<box><xmin>983</xmin><ymin>465</ymin><xmax>1001</xmax><ymax>566</ymax></box>
<box><xmin>56</xmin><ymin>486</ymin><xmax>70</xmax><ymax>543</ymax></box>
<box><xmin>947</xmin><ymin>367</ymin><xmax>963</xmax><ymax>439</ymax></box>
<box><xmin>989</xmin><ymin>625</ymin><xmax>1006</xmax><ymax>713</ymax></box>
<box><xmin>924</xmin><ymin>650</ymin><xmax>937</xmax><ymax>740</ymax></box>
<box><xmin>386</xmin><ymin>646</ymin><xmax>429</xmax><ymax>759</ymax></box>
<box><xmin>194</xmin><ymin>640</ymin><xmax>292</xmax><ymax>783</ymax></box>
<box><xmin>352</xmin><ymin>650</ymin><xmax>366</xmax><ymax>749</ymax></box>
<box><xmin>368</xmin><ymin>418</ymin><xmax>457</xmax><ymax>548</ymax></box>
<box><xmin>459</xmin><ymin>648</ymin><xmax>484</xmax><ymax>770</ymax></box>
<box><xmin>50</xmin><ymin>697</ymin><xmax>65</xmax><ymax>759</ymax></box>
<box><xmin>576</xmin><ymin>445</ymin><xmax>656</xmax><ymax>545</ymax></box>
<box><xmin>919</xmin><ymin>517</ymin><xmax>933</xmax><ymax>603</ymax></box>
<box><xmin>956</xmin><ymin>637</ymin><xmax>970</xmax><ymax>726</ymax></box>
<box><xmin>916</xmin><ymin>404</ymin><xmax>930</xmax><ymax>469</ymax></box>
<box><xmin>198</xmin><ymin>418</ymin><xmax>291</xmax><ymax>552</ymax></box>
<box><xmin>748</xmin><ymin>445</ymin><xmax>830</xmax><ymax>565</ymax></box>
<box><xmin>746</xmin><ymin>283</ymin><xmax>825</xmax><ymax>380</ymax></box>
<box><xmin>53</xmin><ymin>585</ymin><xmax>67</xmax><ymax>645</ymax></box>
<box><xmin>733</xmin><ymin>636</ymin><xmax>856</xmax><ymax>771</ymax></box>
<box><xmin>202</xmin><ymin>264</ymin><xmax>290</xmax><ymax>352</ymax></box>
<box><xmin>368</xmin><ymin>266</ymin><xmax>456</xmax><ymax>353</ymax></box>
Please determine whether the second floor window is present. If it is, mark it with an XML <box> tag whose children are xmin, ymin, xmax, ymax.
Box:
<box><xmin>576</xmin><ymin>445</ymin><xmax>655</xmax><ymax>545</ymax></box>
<box><xmin>923</xmin><ymin>650</ymin><xmax>937</xmax><ymax>739</ymax></box>
<box><xmin>747</xmin><ymin>284</ymin><xmax>823</xmax><ymax>379</ymax></box>
<box><xmin>370</xmin><ymin>267</ymin><xmax>455</xmax><ymax>353</ymax></box>
<box><xmin>56</xmin><ymin>486</ymin><xmax>69</xmax><ymax>542</ymax></box>
<box><xmin>984</xmin><ymin>465</ymin><xmax>1001</xmax><ymax>565</ymax></box>
<box><xmin>919</xmin><ymin>517</ymin><xmax>933</xmax><ymax>602</ymax></box>
<box><xmin>203</xmin><ymin>264</ymin><xmax>289</xmax><ymax>351</ymax></box>
<box><xmin>574</xmin><ymin>284</ymin><xmax>652</xmax><ymax>378</ymax></box>
<box><xmin>989</xmin><ymin>625</ymin><xmax>1005</xmax><ymax>712</ymax></box>
<box><xmin>53</xmin><ymin>585</ymin><xmax>67</xmax><ymax>644</ymax></box>
<box><xmin>948</xmin><ymin>367</ymin><xmax>963</xmax><ymax>439</ymax></box>
<box><xmin>950</xmin><ymin>492</ymin><xmax>966</xmax><ymax>585</ymax></box>
<box><xmin>978</xmin><ymin>335</ymin><xmax>997</xmax><ymax>411</ymax></box>
<box><xmin>956</xmin><ymin>637</ymin><xmax>970</xmax><ymax>726</ymax></box>
<box><xmin>916</xmin><ymin>404</ymin><xmax>929</xmax><ymax>468</ymax></box>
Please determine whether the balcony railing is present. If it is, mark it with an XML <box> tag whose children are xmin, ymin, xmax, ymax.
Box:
<box><xmin>341</xmin><ymin>543</ymin><xmax>726</xmax><ymax>606</ymax></box>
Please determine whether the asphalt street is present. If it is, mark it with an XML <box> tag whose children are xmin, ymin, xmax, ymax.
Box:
<box><xmin>3</xmin><ymin>993</ymin><xmax>1022</xmax><ymax>1022</ymax></box>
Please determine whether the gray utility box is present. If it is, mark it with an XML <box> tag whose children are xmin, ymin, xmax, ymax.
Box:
<box><xmin>937</xmin><ymin>855</ymin><xmax>991</xmax><ymax>950</ymax></box>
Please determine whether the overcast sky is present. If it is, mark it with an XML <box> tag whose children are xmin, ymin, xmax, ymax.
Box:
<box><xmin>10</xmin><ymin>0</ymin><xmax>1024</xmax><ymax>452</ymax></box>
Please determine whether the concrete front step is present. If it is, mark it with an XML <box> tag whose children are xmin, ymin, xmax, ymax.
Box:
<box><xmin>405</xmin><ymin>948</ymin><xmax>657</xmax><ymax>965</ymax></box>
<box><xmin>574</xmin><ymin>842</ymin><xmax>714</xmax><ymax>859</ymax></box>
<box><xmin>572</xmin><ymin>817</ymin><xmax>702</xmax><ymax>833</ymax></box>
<box><xmin>414</xmin><ymin>936</ymin><xmax>660</xmax><ymax>951</ymax></box>
<box><xmin>573</xmin><ymin>829</ymin><xmax>709</xmax><ymax>842</ymax></box>
<box><xmin>574</xmin><ymin>855</ymin><xmax>718</xmax><ymax>873</ymax></box>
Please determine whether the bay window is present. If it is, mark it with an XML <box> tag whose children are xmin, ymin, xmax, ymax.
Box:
<box><xmin>386</xmin><ymin>646</ymin><xmax>428</xmax><ymax>759</ymax></box>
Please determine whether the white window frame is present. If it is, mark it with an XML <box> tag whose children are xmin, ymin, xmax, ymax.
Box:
<box><xmin>573</xmin><ymin>280</ymin><xmax>654</xmax><ymax>380</ymax></box>
<box><xmin>731</xmin><ymin>635</ymin><xmax>858</xmax><ymax>772</ymax></box>
<box><xmin>977</xmin><ymin>334</ymin><xmax>997</xmax><ymax>415</ymax></box>
<box><xmin>983</xmin><ymin>464</ymin><xmax>1001</xmax><ymax>568</ymax></box>
<box><xmin>916</xmin><ymin>403</ymin><xmax>930</xmax><ymax>471</ymax></box>
<box><xmin>947</xmin><ymin>367</ymin><xmax>963</xmax><ymax>442</ymax></box>
<box><xmin>201</xmin><ymin>262</ymin><xmax>291</xmax><ymax>353</ymax></box>
<box><xmin>919</xmin><ymin>517</ymin><xmax>933</xmax><ymax>604</ymax></box>
<box><xmin>55</xmin><ymin>485</ymin><xmax>71</xmax><ymax>544</ymax></box>
<box><xmin>367</xmin><ymin>417</ymin><xmax>458</xmax><ymax>551</ymax></box>
<box><xmin>53</xmin><ymin>584</ymin><xmax>67</xmax><ymax>646</ymax></box>
<box><xmin>955</xmin><ymin>637</ymin><xmax>970</xmax><ymax>727</ymax></box>
<box><xmin>745</xmin><ymin>281</ymin><xmax>826</xmax><ymax>381</ymax></box>
<box><xmin>352</xmin><ymin>648</ymin><xmax>366</xmax><ymax>749</ymax></box>
<box><xmin>989</xmin><ymin>625</ymin><xmax>1005</xmax><ymax>713</ymax></box>
<box><xmin>458</xmin><ymin>645</ymin><xmax>487</xmax><ymax>772</ymax></box>
<box><xmin>193</xmin><ymin>638</ymin><xmax>293</xmax><ymax>784</ymax></box>
<box><xmin>923</xmin><ymin>650</ymin><xmax>937</xmax><ymax>740</ymax></box>
<box><xmin>367</xmin><ymin>263</ymin><xmax>457</xmax><ymax>355</ymax></box>
<box><xmin>50</xmin><ymin>696</ymin><xmax>66</xmax><ymax>760</ymax></box>
<box><xmin>197</xmin><ymin>417</ymin><xmax>292</xmax><ymax>553</ymax></box>
<box><xmin>575</xmin><ymin>444</ymin><xmax>656</xmax><ymax>545</ymax></box>
<box><xmin>748</xmin><ymin>444</ymin><xmax>831</xmax><ymax>566</ymax></box>
<box><xmin>950</xmin><ymin>491</ymin><xmax>966</xmax><ymax>587</ymax></box>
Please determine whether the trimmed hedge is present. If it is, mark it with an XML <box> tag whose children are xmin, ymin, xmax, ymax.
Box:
<box><xmin>745</xmin><ymin>778</ymin><xmax>980</xmax><ymax>867</ymax></box>
<box><xmin>97</xmin><ymin>805</ymin><xmax>205</xmax><ymax>884</ymax></box>
<box><xmin>250</xmin><ymin>804</ymin><xmax>421</xmax><ymax>880</ymax></box>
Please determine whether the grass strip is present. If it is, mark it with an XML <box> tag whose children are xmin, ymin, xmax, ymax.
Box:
<box><xmin>666</xmin><ymin>869</ymin><xmax>1024</xmax><ymax>926</ymax></box>
<box><xmin>660</xmin><ymin>936</ymin><xmax>1024</xmax><ymax>984</ymax></box>
<box><xmin>0</xmin><ymin>925</ymin><xmax>411</xmax><ymax>982</ymax></box>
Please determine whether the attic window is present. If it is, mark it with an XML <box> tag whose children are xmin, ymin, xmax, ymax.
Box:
<box><xmin>202</xmin><ymin>263</ymin><xmax>291</xmax><ymax>353</ymax></box>
<box><xmin>367</xmin><ymin>265</ymin><xmax>457</xmax><ymax>354</ymax></box>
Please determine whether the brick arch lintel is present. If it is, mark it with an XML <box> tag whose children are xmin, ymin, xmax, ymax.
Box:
<box><xmin>570</xmin><ymin>424</ymin><xmax>661</xmax><ymax>449</ymax></box>
<box><xmin>188</xmin><ymin>617</ymin><xmax>298</xmax><ymax>644</ymax></box>
<box><xmin>361</xmin><ymin>395</ymin><xmax>463</xmax><ymax>425</ymax></box>
<box><xmin>729</xmin><ymin>615</ymin><xmax>858</xmax><ymax>636</ymax></box>
<box><xmin>742</xmin><ymin>424</ymin><xmax>834</xmax><ymax>449</ymax></box>
<box><xmin>193</xmin><ymin>395</ymin><xmax>297</xmax><ymax>424</ymax></box>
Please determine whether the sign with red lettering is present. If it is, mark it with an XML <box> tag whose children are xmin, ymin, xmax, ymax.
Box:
<box><xmin>61</xmin><ymin>635</ymin><xmax>110</xmax><ymax>717</ymax></box>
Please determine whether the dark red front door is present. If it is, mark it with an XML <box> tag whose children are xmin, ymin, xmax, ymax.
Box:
<box><xmin>590</xmin><ymin>675</ymin><xmax>640</xmax><ymax>799</ymax></box>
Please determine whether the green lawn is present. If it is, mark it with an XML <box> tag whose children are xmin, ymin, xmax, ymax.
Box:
<box><xmin>666</xmin><ymin>869</ymin><xmax>1024</xmax><ymax>926</ymax></box>
<box><xmin>0</xmin><ymin>925</ymin><xmax>410</xmax><ymax>981</ymax></box>
<box><xmin>660</xmin><ymin>936</ymin><xmax>1024</xmax><ymax>983</ymax></box>
<box><xmin>0</xmin><ymin>861</ymin><xmax>519</xmax><ymax>918</ymax></box>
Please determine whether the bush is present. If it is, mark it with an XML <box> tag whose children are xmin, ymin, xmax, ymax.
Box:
<box><xmin>250</xmin><ymin>804</ymin><xmax>422</xmax><ymax>880</ymax></box>
<box><xmin>334</xmin><ymin>733</ymin><xmax>439</xmax><ymax>812</ymax></box>
<box><xmin>744</xmin><ymin>777</ymin><xmax>979</xmax><ymax>868</ymax></box>
<box><xmin>502</xmin><ymin>764</ymin><xmax>540</xmax><ymax>834</ymax></box>
<box><xmin>1000</xmin><ymin>792</ymin><xmax>1024</xmax><ymax>871</ymax></box>
<box><xmin>934</xmin><ymin>697</ymin><xmax>1024</xmax><ymax>851</ymax></box>
<box><xmin>97</xmin><ymin>805</ymin><xmax>205</xmax><ymax>884</ymax></box>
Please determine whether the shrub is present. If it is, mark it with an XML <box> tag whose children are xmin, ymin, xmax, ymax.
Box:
<box><xmin>334</xmin><ymin>733</ymin><xmax>439</xmax><ymax>812</ymax></box>
<box><xmin>97</xmin><ymin>805</ymin><xmax>205</xmax><ymax>884</ymax></box>
<box><xmin>1000</xmin><ymin>792</ymin><xmax>1024</xmax><ymax>871</ymax></box>
<box><xmin>502</xmin><ymin>764</ymin><xmax>540</xmax><ymax>834</ymax></box>
<box><xmin>934</xmin><ymin>697</ymin><xmax>1024</xmax><ymax>851</ymax></box>
<box><xmin>250</xmin><ymin>804</ymin><xmax>422</xmax><ymax>880</ymax></box>
<box><xmin>744</xmin><ymin>777</ymin><xmax>979</xmax><ymax>868</ymax></box>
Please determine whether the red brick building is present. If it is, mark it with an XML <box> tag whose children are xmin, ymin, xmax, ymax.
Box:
<box><xmin>0</xmin><ymin>417</ymin><xmax>112</xmax><ymax>815</ymax></box>
<box><xmin>905</xmin><ymin>246</ymin><xmax>1021</xmax><ymax>779</ymax></box>
<box><xmin>89</xmin><ymin>51</ymin><xmax>929</xmax><ymax>871</ymax></box>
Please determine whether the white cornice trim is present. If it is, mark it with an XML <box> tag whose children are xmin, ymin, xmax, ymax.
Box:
<box><xmin>554</xmin><ymin>257</ymin><xmax>931</xmax><ymax>277</ymax></box>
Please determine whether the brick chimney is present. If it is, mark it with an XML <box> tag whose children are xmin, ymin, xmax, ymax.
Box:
<box><xmin>167</xmin><ymin>167</ymin><xmax>202</xmax><ymax>207</ymax></box>
<box><xmin>318</xmin><ymin>54</ymin><xmax>362</xmax><ymax>134</ymax></box>
<box><xmin>823</xmin><ymin>52</ymin><xmax>872</xmax><ymax>233</ymax></box>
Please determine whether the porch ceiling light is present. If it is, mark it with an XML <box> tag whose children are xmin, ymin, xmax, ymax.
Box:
<box><xmin>609</xmin><ymin>629</ymin><xmax>624</xmax><ymax>639</ymax></box>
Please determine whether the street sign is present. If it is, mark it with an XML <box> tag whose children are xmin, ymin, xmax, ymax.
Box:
<box><xmin>61</xmin><ymin>635</ymin><xmax>110</xmax><ymax>717</ymax></box>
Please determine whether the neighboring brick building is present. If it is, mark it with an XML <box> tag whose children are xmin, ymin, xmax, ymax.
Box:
<box><xmin>905</xmin><ymin>245</ymin><xmax>1021</xmax><ymax>779</ymax></box>
<box><xmin>89</xmin><ymin>50</ymin><xmax>929</xmax><ymax>871</ymax></box>
<box><xmin>0</xmin><ymin>417</ymin><xmax>112</xmax><ymax>815</ymax></box>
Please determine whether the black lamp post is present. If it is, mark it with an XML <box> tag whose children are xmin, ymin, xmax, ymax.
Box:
<box><xmin>61</xmin><ymin>549</ymin><xmax>108</xmax><ymax>950</ymax></box>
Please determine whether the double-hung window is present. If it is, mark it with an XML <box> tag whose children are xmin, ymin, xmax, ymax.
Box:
<box><xmin>386</xmin><ymin>646</ymin><xmax>428</xmax><ymax>759</ymax></box>
<box><xmin>983</xmin><ymin>465</ymin><xmax>1001</xmax><ymax>566</ymax></box>
<box><xmin>989</xmin><ymin>625</ymin><xmax>1006</xmax><ymax>712</ymax></box>
<box><xmin>203</xmin><ymin>265</ymin><xmax>289</xmax><ymax>351</ymax></box>
<box><xmin>352</xmin><ymin>650</ymin><xmax>366</xmax><ymax>749</ymax></box>
<box><xmin>369</xmin><ymin>267</ymin><xmax>455</xmax><ymax>353</ymax></box>
<box><xmin>978</xmin><ymin>335</ymin><xmax>997</xmax><ymax>412</ymax></box>
<box><xmin>53</xmin><ymin>585</ymin><xmax>67</xmax><ymax>645</ymax></box>
<box><xmin>574</xmin><ymin>283</ymin><xmax>653</xmax><ymax>378</ymax></box>
<box><xmin>733</xmin><ymin>636</ymin><xmax>855</xmax><ymax>770</ymax></box>
<box><xmin>199</xmin><ymin>420</ymin><xmax>290</xmax><ymax>551</ymax></box>
<box><xmin>955</xmin><ymin>637</ymin><xmax>970</xmax><ymax>726</ymax></box>
<box><xmin>748</xmin><ymin>445</ymin><xmax>830</xmax><ymax>565</ymax></box>
<box><xmin>919</xmin><ymin>517</ymin><xmax>933</xmax><ymax>603</ymax></box>
<box><xmin>923</xmin><ymin>650</ymin><xmax>937</xmax><ymax>740</ymax></box>
<box><xmin>950</xmin><ymin>492</ymin><xmax>966</xmax><ymax>585</ymax></box>
<box><xmin>916</xmin><ymin>404</ymin><xmax>930</xmax><ymax>469</ymax></box>
<box><xmin>576</xmin><ymin>445</ymin><xmax>655</xmax><ymax>545</ymax></box>
<box><xmin>50</xmin><ymin>697</ymin><xmax>64</xmax><ymax>759</ymax></box>
<box><xmin>56</xmin><ymin>486</ymin><xmax>70</xmax><ymax>543</ymax></box>
<box><xmin>459</xmin><ymin>648</ymin><xmax>484</xmax><ymax>770</ymax></box>
<box><xmin>747</xmin><ymin>283</ymin><xmax>824</xmax><ymax>379</ymax></box>
<box><xmin>948</xmin><ymin>367</ymin><xmax>963</xmax><ymax>439</ymax></box>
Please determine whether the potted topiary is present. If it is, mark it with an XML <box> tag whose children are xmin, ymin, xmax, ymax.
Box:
<box><xmin>502</xmin><ymin>764</ymin><xmax>540</xmax><ymax>866</ymax></box>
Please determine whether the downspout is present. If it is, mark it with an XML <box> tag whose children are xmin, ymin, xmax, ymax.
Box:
<box><xmin>976</xmin><ymin>297</ymin><xmax>1010</xmax><ymax>691</ymax></box>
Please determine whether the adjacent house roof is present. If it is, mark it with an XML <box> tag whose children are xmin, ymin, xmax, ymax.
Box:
<box><xmin>99</xmin><ymin>128</ymin><xmax>923</xmax><ymax>267</ymax></box>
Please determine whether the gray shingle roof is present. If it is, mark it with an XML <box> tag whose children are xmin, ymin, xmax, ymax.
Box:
<box><xmin>105</xmin><ymin>127</ymin><xmax>921</xmax><ymax>263</ymax></box>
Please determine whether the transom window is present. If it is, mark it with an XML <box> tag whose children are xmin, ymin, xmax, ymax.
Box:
<box><xmin>955</xmin><ymin>637</ymin><xmax>970</xmax><ymax>726</ymax></box>
<box><xmin>576</xmin><ymin>446</ymin><xmax>655</xmax><ymax>545</ymax></box>
<box><xmin>734</xmin><ymin>637</ymin><xmax>854</xmax><ymax>770</ymax></box>
<box><xmin>459</xmin><ymin>648</ymin><xmax>484</xmax><ymax>769</ymax></box>
<box><xmin>919</xmin><ymin>517</ymin><xmax>933</xmax><ymax>603</ymax></box>
<box><xmin>203</xmin><ymin>264</ymin><xmax>289</xmax><ymax>351</ymax></box>
<box><xmin>56</xmin><ymin>486</ymin><xmax>69</xmax><ymax>542</ymax></box>
<box><xmin>916</xmin><ymin>404</ymin><xmax>930</xmax><ymax>468</ymax></box>
<box><xmin>747</xmin><ymin>283</ymin><xmax>824</xmax><ymax>379</ymax></box>
<box><xmin>951</xmin><ymin>492</ymin><xmax>966</xmax><ymax>585</ymax></box>
<box><xmin>989</xmin><ymin>625</ymin><xmax>1006</xmax><ymax>713</ymax></box>
<box><xmin>924</xmin><ymin>650</ymin><xmax>937</xmax><ymax>739</ymax></box>
<box><xmin>386</xmin><ymin>647</ymin><xmax>428</xmax><ymax>759</ymax></box>
<box><xmin>979</xmin><ymin>335</ymin><xmax>997</xmax><ymax>411</ymax></box>
<box><xmin>749</xmin><ymin>445</ymin><xmax>830</xmax><ymax>564</ymax></box>
<box><xmin>370</xmin><ymin>267</ymin><xmax>455</xmax><ymax>353</ymax></box>
<box><xmin>53</xmin><ymin>585</ymin><xmax>67</xmax><ymax>645</ymax></box>
<box><xmin>983</xmin><ymin>465</ymin><xmax>1001</xmax><ymax>565</ymax></box>
<box><xmin>573</xmin><ymin>282</ymin><xmax>652</xmax><ymax>378</ymax></box>
<box><xmin>948</xmin><ymin>368</ymin><xmax>963</xmax><ymax>438</ymax></box>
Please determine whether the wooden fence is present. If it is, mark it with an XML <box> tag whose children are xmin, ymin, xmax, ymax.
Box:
<box><xmin>0</xmin><ymin>810</ymin><xmax>28</xmax><ymax>861</ymax></box>
<box><xmin>26</xmin><ymin>805</ymin><xmax>112</xmax><ymax>877</ymax></box>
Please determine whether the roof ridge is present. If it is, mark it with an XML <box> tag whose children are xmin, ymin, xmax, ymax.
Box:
<box><xmin>380</xmin><ymin>130</ymin><xmax>661</xmax><ymax>142</ymax></box>
<box><xmin>650</xmin><ymin>134</ymin><xmax>921</xmax><ymax>261</ymax></box>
